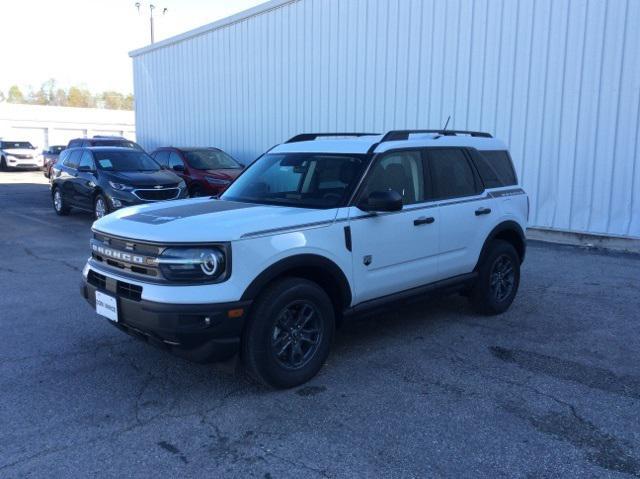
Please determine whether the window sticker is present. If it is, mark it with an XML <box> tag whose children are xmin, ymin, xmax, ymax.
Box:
<box><xmin>98</xmin><ymin>159</ymin><xmax>113</xmax><ymax>168</ymax></box>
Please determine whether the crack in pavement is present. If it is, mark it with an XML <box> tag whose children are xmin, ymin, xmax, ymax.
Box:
<box><xmin>23</xmin><ymin>246</ymin><xmax>81</xmax><ymax>272</ymax></box>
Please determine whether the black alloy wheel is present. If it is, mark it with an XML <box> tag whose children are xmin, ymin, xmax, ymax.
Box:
<box><xmin>270</xmin><ymin>300</ymin><xmax>323</xmax><ymax>370</ymax></box>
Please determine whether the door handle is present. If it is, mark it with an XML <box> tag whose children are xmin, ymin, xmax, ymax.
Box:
<box><xmin>475</xmin><ymin>207</ymin><xmax>491</xmax><ymax>216</ymax></box>
<box><xmin>414</xmin><ymin>216</ymin><xmax>435</xmax><ymax>226</ymax></box>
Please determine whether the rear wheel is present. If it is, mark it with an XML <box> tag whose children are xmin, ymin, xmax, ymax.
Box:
<box><xmin>241</xmin><ymin>278</ymin><xmax>335</xmax><ymax>389</ymax></box>
<box><xmin>94</xmin><ymin>194</ymin><xmax>109</xmax><ymax>220</ymax></box>
<box><xmin>470</xmin><ymin>240</ymin><xmax>520</xmax><ymax>315</ymax></box>
<box><xmin>52</xmin><ymin>187</ymin><xmax>70</xmax><ymax>216</ymax></box>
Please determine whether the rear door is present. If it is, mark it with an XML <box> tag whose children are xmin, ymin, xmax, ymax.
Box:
<box><xmin>348</xmin><ymin>149</ymin><xmax>441</xmax><ymax>304</ymax></box>
<box><xmin>425</xmin><ymin>148</ymin><xmax>493</xmax><ymax>279</ymax></box>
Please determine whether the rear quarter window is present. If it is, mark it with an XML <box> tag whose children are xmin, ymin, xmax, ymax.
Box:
<box><xmin>473</xmin><ymin>150</ymin><xmax>518</xmax><ymax>188</ymax></box>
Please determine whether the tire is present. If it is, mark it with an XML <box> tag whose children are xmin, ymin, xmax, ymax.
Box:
<box><xmin>52</xmin><ymin>187</ymin><xmax>70</xmax><ymax>216</ymax></box>
<box><xmin>470</xmin><ymin>239</ymin><xmax>520</xmax><ymax>315</ymax></box>
<box><xmin>241</xmin><ymin>277</ymin><xmax>335</xmax><ymax>389</ymax></box>
<box><xmin>94</xmin><ymin>194</ymin><xmax>110</xmax><ymax>220</ymax></box>
<box><xmin>190</xmin><ymin>185</ymin><xmax>204</xmax><ymax>197</ymax></box>
<box><xmin>0</xmin><ymin>157</ymin><xmax>7</xmax><ymax>171</ymax></box>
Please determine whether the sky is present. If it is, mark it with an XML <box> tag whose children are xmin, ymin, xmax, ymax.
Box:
<box><xmin>0</xmin><ymin>0</ymin><xmax>267</xmax><ymax>96</ymax></box>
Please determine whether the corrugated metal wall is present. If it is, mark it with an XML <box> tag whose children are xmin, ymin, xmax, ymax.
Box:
<box><xmin>131</xmin><ymin>0</ymin><xmax>640</xmax><ymax>239</ymax></box>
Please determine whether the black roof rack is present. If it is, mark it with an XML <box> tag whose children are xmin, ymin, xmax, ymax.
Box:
<box><xmin>286</xmin><ymin>132</ymin><xmax>380</xmax><ymax>143</ymax></box>
<box><xmin>379</xmin><ymin>129</ymin><xmax>492</xmax><ymax>142</ymax></box>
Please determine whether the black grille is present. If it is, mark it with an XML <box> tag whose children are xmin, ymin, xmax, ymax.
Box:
<box><xmin>14</xmin><ymin>154</ymin><xmax>34</xmax><ymax>159</ymax></box>
<box><xmin>117</xmin><ymin>281</ymin><xmax>142</xmax><ymax>301</ymax></box>
<box><xmin>87</xmin><ymin>270</ymin><xmax>106</xmax><ymax>290</ymax></box>
<box><xmin>134</xmin><ymin>188</ymin><xmax>179</xmax><ymax>201</ymax></box>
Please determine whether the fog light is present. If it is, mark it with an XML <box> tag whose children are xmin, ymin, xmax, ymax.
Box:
<box><xmin>111</xmin><ymin>198</ymin><xmax>122</xmax><ymax>208</ymax></box>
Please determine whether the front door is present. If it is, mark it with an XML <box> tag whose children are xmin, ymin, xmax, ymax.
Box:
<box><xmin>348</xmin><ymin>149</ymin><xmax>440</xmax><ymax>305</ymax></box>
<box><xmin>73</xmin><ymin>150</ymin><xmax>98</xmax><ymax>210</ymax></box>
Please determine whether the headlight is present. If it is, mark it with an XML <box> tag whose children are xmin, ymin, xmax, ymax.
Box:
<box><xmin>156</xmin><ymin>247</ymin><xmax>227</xmax><ymax>282</ymax></box>
<box><xmin>109</xmin><ymin>181</ymin><xmax>134</xmax><ymax>191</ymax></box>
<box><xmin>205</xmin><ymin>176</ymin><xmax>231</xmax><ymax>186</ymax></box>
<box><xmin>178</xmin><ymin>180</ymin><xmax>186</xmax><ymax>189</ymax></box>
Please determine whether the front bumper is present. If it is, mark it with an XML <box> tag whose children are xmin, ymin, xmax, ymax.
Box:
<box><xmin>6</xmin><ymin>157</ymin><xmax>42</xmax><ymax>168</ymax></box>
<box><xmin>81</xmin><ymin>271</ymin><xmax>251</xmax><ymax>362</ymax></box>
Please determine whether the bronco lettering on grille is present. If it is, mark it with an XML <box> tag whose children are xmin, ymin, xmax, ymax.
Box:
<box><xmin>91</xmin><ymin>244</ymin><xmax>146</xmax><ymax>264</ymax></box>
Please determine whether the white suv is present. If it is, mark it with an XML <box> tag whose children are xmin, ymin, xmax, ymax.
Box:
<box><xmin>81</xmin><ymin>130</ymin><xmax>528</xmax><ymax>388</ymax></box>
<box><xmin>0</xmin><ymin>140</ymin><xmax>44</xmax><ymax>170</ymax></box>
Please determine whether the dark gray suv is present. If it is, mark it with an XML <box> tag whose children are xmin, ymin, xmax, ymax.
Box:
<box><xmin>50</xmin><ymin>147</ymin><xmax>188</xmax><ymax>220</ymax></box>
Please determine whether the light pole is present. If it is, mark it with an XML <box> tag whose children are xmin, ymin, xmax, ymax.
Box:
<box><xmin>135</xmin><ymin>2</ymin><xmax>168</xmax><ymax>44</ymax></box>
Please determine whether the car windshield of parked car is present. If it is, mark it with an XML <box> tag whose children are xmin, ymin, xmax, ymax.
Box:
<box><xmin>184</xmin><ymin>149</ymin><xmax>242</xmax><ymax>170</ymax></box>
<box><xmin>2</xmin><ymin>141</ymin><xmax>34</xmax><ymax>149</ymax></box>
<box><xmin>93</xmin><ymin>150</ymin><xmax>161</xmax><ymax>172</ymax></box>
<box><xmin>50</xmin><ymin>145</ymin><xmax>66</xmax><ymax>154</ymax></box>
<box><xmin>93</xmin><ymin>140</ymin><xmax>143</xmax><ymax>151</ymax></box>
<box><xmin>221</xmin><ymin>153</ymin><xmax>368</xmax><ymax>209</ymax></box>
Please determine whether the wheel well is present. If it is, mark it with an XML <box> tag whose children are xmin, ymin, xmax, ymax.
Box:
<box><xmin>494</xmin><ymin>228</ymin><xmax>525</xmax><ymax>262</ymax></box>
<box><xmin>476</xmin><ymin>222</ymin><xmax>526</xmax><ymax>270</ymax></box>
<box><xmin>241</xmin><ymin>255</ymin><xmax>352</xmax><ymax>318</ymax></box>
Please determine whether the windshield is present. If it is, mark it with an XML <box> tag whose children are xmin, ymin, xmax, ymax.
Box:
<box><xmin>222</xmin><ymin>153</ymin><xmax>368</xmax><ymax>209</ymax></box>
<box><xmin>2</xmin><ymin>141</ymin><xmax>34</xmax><ymax>149</ymax></box>
<box><xmin>50</xmin><ymin>146</ymin><xmax>65</xmax><ymax>154</ymax></box>
<box><xmin>92</xmin><ymin>140</ymin><xmax>143</xmax><ymax>151</ymax></box>
<box><xmin>184</xmin><ymin>149</ymin><xmax>242</xmax><ymax>170</ymax></box>
<box><xmin>93</xmin><ymin>150</ymin><xmax>161</xmax><ymax>172</ymax></box>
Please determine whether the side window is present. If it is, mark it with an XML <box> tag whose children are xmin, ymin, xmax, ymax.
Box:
<box><xmin>427</xmin><ymin>148</ymin><xmax>479</xmax><ymax>199</ymax></box>
<box><xmin>473</xmin><ymin>150</ymin><xmax>517</xmax><ymax>187</ymax></box>
<box><xmin>78</xmin><ymin>151</ymin><xmax>95</xmax><ymax>170</ymax></box>
<box><xmin>168</xmin><ymin>152</ymin><xmax>183</xmax><ymax>169</ymax></box>
<box><xmin>154</xmin><ymin>150</ymin><xmax>170</xmax><ymax>168</ymax></box>
<box><xmin>361</xmin><ymin>150</ymin><xmax>425</xmax><ymax>205</ymax></box>
<box><xmin>64</xmin><ymin>150</ymin><xmax>83</xmax><ymax>169</ymax></box>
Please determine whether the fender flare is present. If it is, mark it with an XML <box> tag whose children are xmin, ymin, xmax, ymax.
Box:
<box><xmin>475</xmin><ymin>221</ymin><xmax>526</xmax><ymax>270</ymax></box>
<box><xmin>240</xmin><ymin>253</ymin><xmax>352</xmax><ymax>308</ymax></box>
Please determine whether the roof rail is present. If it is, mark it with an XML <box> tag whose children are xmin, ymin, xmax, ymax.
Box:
<box><xmin>93</xmin><ymin>135</ymin><xmax>126</xmax><ymax>139</ymax></box>
<box><xmin>379</xmin><ymin>129</ymin><xmax>493</xmax><ymax>142</ymax></box>
<box><xmin>285</xmin><ymin>132</ymin><xmax>380</xmax><ymax>143</ymax></box>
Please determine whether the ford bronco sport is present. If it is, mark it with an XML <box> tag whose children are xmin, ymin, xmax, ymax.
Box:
<box><xmin>81</xmin><ymin>130</ymin><xmax>528</xmax><ymax>388</ymax></box>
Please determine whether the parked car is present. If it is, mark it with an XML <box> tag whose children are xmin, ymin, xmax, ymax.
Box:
<box><xmin>51</xmin><ymin>147</ymin><xmax>187</xmax><ymax>220</ymax></box>
<box><xmin>150</xmin><ymin>147</ymin><xmax>244</xmax><ymax>197</ymax></box>
<box><xmin>0</xmin><ymin>140</ymin><xmax>43</xmax><ymax>170</ymax></box>
<box><xmin>67</xmin><ymin>136</ymin><xmax>145</xmax><ymax>151</ymax></box>
<box><xmin>42</xmin><ymin>145</ymin><xmax>67</xmax><ymax>178</ymax></box>
<box><xmin>80</xmin><ymin>129</ymin><xmax>527</xmax><ymax>388</ymax></box>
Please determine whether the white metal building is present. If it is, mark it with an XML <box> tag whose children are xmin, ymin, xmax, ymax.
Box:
<box><xmin>0</xmin><ymin>103</ymin><xmax>135</xmax><ymax>149</ymax></box>
<box><xmin>130</xmin><ymin>0</ymin><xmax>640</xmax><ymax>240</ymax></box>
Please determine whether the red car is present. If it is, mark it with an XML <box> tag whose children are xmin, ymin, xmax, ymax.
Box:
<box><xmin>150</xmin><ymin>147</ymin><xmax>244</xmax><ymax>197</ymax></box>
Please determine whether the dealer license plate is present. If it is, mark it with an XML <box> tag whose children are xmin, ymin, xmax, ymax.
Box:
<box><xmin>95</xmin><ymin>291</ymin><xmax>118</xmax><ymax>322</ymax></box>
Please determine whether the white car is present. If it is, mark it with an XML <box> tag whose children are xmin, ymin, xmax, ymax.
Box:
<box><xmin>0</xmin><ymin>140</ymin><xmax>44</xmax><ymax>170</ymax></box>
<box><xmin>81</xmin><ymin>130</ymin><xmax>528</xmax><ymax>388</ymax></box>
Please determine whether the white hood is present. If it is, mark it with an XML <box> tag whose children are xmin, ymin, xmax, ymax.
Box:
<box><xmin>93</xmin><ymin>197</ymin><xmax>339</xmax><ymax>243</ymax></box>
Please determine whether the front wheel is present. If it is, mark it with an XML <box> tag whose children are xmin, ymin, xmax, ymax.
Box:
<box><xmin>470</xmin><ymin>240</ymin><xmax>520</xmax><ymax>315</ymax></box>
<box><xmin>0</xmin><ymin>157</ymin><xmax>7</xmax><ymax>171</ymax></box>
<box><xmin>94</xmin><ymin>194</ymin><xmax>110</xmax><ymax>220</ymax></box>
<box><xmin>241</xmin><ymin>278</ymin><xmax>335</xmax><ymax>389</ymax></box>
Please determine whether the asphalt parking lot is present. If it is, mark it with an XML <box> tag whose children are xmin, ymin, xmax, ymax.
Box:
<box><xmin>1</xmin><ymin>170</ymin><xmax>639</xmax><ymax>478</ymax></box>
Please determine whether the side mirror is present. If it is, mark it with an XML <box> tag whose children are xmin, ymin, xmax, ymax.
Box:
<box><xmin>77</xmin><ymin>165</ymin><xmax>95</xmax><ymax>173</ymax></box>
<box><xmin>172</xmin><ymin>164</ymin><xmax>185</xmax><ymax>172</ymax></box>
<box><xmin>358</xmin><ymin>190</ymin><xmax>403</xmax><ymax>212</ymax></box>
